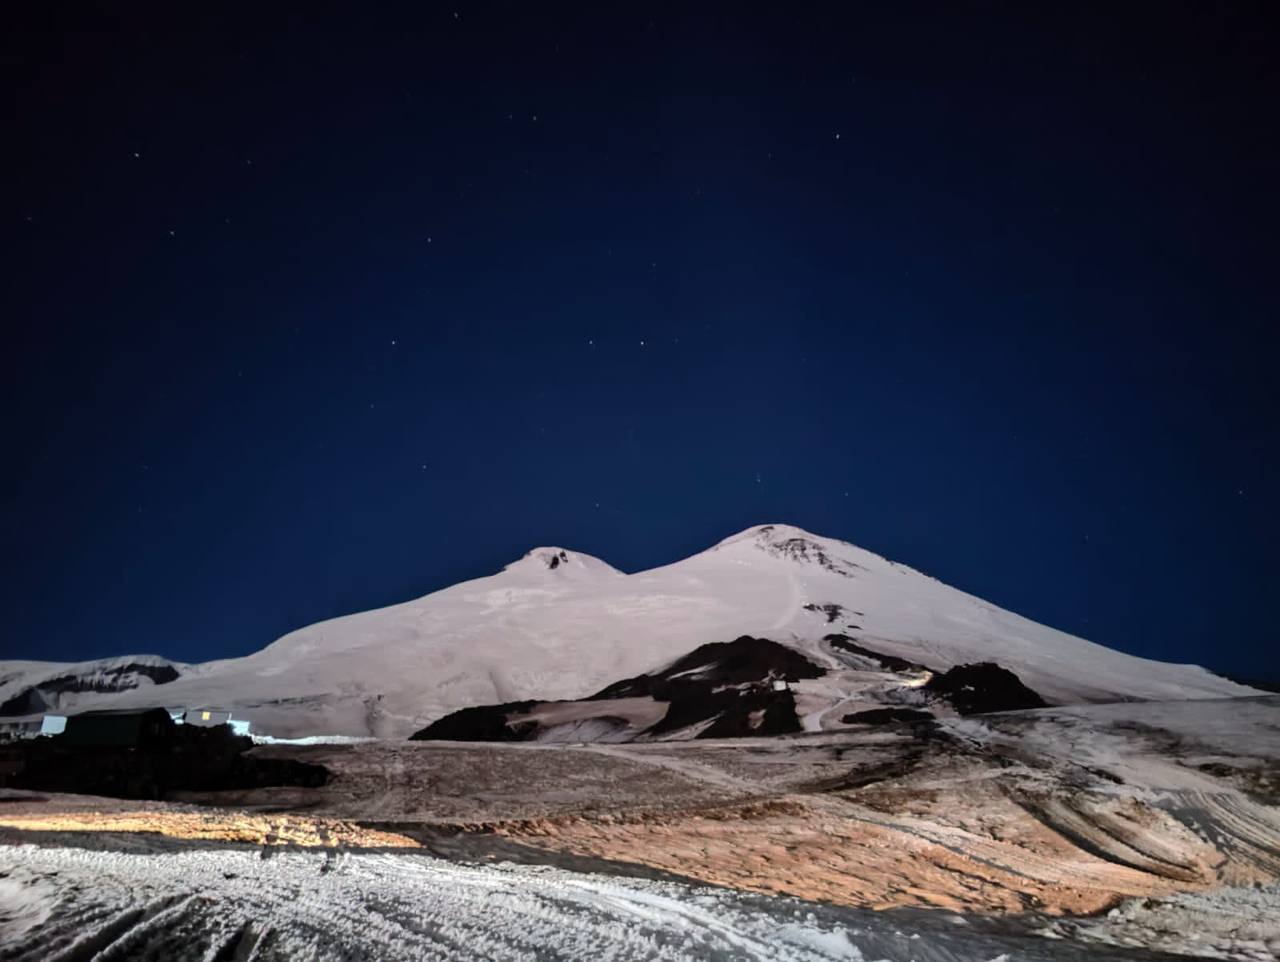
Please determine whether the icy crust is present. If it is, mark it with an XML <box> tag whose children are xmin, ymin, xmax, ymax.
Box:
<box><xmin>2</xmin><ymin>845</ymin><xmax>870</xmax><ymax>962</ymax></box>
<box><xmin>0</xmin><ymin>524</ymin><xmax>1257</xmax><ymax>737</ymax></box>
<box><xmin>1</xmin><ymin>841</ymin><xmax>1250</xmax><ymax>962</ymax></box>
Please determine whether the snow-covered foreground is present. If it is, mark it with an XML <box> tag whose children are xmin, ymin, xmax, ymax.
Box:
<box><xmin>0</xmin><ymin>842</ymin><xmax>1223</xmax><ymax>962</ymax></box>
<box><xmin>4</xmin><ymin>695</ymin><xmax>1280</xmax><ymax>960</ymax></box>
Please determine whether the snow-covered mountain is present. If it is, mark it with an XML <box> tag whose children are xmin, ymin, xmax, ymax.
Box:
<box><xmin>0</xmin><ymin>525</ymin><xmax>1255</xmax><ymax>737</ymax></box>
<box><xmin>0</xmin><ymin>654</ymin><xmax>187</xmax><ymax>717</ymax></box>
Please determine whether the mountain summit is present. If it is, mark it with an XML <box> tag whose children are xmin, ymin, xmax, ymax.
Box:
<box><xmin>0</xmin><ymin>525</ymin><xmax>1254</xmax><ymax>737</ymax></box>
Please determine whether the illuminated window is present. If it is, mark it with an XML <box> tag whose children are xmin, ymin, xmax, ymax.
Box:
<box><xmin>201</xmin><ymin>711</ymin><xmax>211</xmax><ymax>721</ymax></box>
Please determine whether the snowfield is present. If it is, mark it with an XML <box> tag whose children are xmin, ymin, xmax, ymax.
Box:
<box><xmin>2</xmin><ymin>842</ymin><xmax>1252</xmax><ymax>962</ymax></box>
<box><xmin>0</xmin><ymin>525</ymin><xmax>1255</xmax><ymax>738</ymax></box>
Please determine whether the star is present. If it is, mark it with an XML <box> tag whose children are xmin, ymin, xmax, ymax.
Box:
<box><xmin>132</xmin><ymin>151</ymin><xmax>140</xmax><ymax>158</ymax></box>
<box><xmin>391</xmin><ymin>339</ymin><xmax>398</xmax><ymax>346</ymax></box>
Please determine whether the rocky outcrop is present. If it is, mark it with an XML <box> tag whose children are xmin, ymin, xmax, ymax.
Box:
<box><xmin>925</xmin><ymin>662</ymin><xmax>1047</xmax><ymax>715</ymax></box>
<box><xmin>0</xmin><ymin>663</ymin><xmax>181</xmax><ymax>717</ymax></box>
<box><xmin>592</xmin><ymin>636</ymin><xmax>824</xmax><ymax>700</ymax></box>
<box><xmin>824</xmin><ymin>635</ymin><xmax>926</xmax><ymax>674</ymax></box>
<box><xmin>412</xmin><ymin>637</ymin><xmax>826</xmax><ymax>743</ymax></box>
<box><xmin>409</xmin><ymin>701</ymin><xmax>539</xmax><ymax>742</ymax></box>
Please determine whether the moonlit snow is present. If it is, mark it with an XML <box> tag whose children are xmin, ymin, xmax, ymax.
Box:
<box><xmin>0</xmin><ymin>525</ymin><xmax>1254</xmax><ymax>739</ymax></box>
<box><xmin>0</xmin><ymin>842</ymin><xmax>1211</xmax><ymax>962</ymax></box>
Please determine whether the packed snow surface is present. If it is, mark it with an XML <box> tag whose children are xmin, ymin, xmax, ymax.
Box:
<box><xmin>0</xmin><ymin>525</ymin><xmax>1254</xmax><ymax>736</ymax></box>
<box><xmin>0</xmin><ymin>843</ymin><xmax>1214</xmax><ymax>961</ymax></box>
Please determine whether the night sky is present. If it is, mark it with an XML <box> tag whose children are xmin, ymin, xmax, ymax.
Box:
<box><xmin>4</xmin><ymin>5</ymin><xmax>1276</xmax><ymax>678</ymax></box>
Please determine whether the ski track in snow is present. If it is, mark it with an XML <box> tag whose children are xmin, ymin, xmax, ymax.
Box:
<box><xmin>770</xmin><ymin>568</ymin><xmax>805</xmax><ymax>632</ymax></box>
<box><xmin>0</xmin><ymin>843</ymin><xmax>1184</xmax><ymax>962</ymax></box>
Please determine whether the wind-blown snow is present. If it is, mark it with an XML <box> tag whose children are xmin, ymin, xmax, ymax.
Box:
<box><xmin>0</xmin><ymin>525</ymin><xmax>1255</xmax><ymax>737</ymax></box>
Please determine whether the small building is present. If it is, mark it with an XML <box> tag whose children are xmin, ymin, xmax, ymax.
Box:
<box><xmin>58</xmin><ymin>708</ymin><xmax>175</xmax><ymax>749</ymax></box>
<box><xmin>0</xmin><ymin>718</ymin><xmax>42</xmax><ymax>739</ymax></box>
<box><xmin>40</xmin><ymin>714</ymin><xmax>67</xmax><ymax>736</ymax></box>
<box><xmin>183</xmin><ymin>708</ymin><xmax>232</xmax><ymax>728</ymax></box>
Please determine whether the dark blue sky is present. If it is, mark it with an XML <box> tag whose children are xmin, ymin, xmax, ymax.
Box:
<box><xmin>4</xmin><ymin>5</ymin><xmax>1276</xmax><ymax>677</ymax></box>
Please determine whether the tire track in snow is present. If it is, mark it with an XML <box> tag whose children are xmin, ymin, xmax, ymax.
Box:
<box><xmin>575</xmin><ymin>743</ymin><xmax>763</xmax><ymax>795</ymax></box>
<box><xmin>0</xmin><ymin>842</ymin><xmax>1190</xmax><ymax>961</ymax></box>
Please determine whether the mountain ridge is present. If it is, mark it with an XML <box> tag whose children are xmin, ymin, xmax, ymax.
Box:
<box><xmin>0</xmin><ymin>524</ymin><xmax>1257</xmax><ymax>737</ymax></box>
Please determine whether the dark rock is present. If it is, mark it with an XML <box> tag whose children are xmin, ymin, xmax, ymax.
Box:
<box><xmin>596</xmin><ymin>637</ymin><xmax>824</xmax><ymax>740</ymax></box>
<box><xmin>760</xmin><ymin>536</ymin><xmax>861</xmax><ymax>577</ymax></box>
<box><xmin>411</xmin><ymin>637</ymin><xmax>827</xmax><ymax>743</ymax></box>
<box><xmin>824</xmin><ymin>635</ymin><xmax>925</xmax><ymax>674</ymax></box>
<box><xmin>0</xmin><ymin>687</ymin><xmax>47</xmax><ymax>717</ymax></box>
<box><xmin>41</xmin><ymin>663</ymin><xmax>180</xmax><ymax>694</ymax></box>
<box><xmin>802</xmin><ymin>603</ymin><xmax>844</xmax><ymax>623</ymax></box>
<box><xmin>924</xmin><ymin>662</ymin><xmax>1047</xmax><ymax>715</ymax></box>
<box><xmin>592</xmin><ymin>636</ymin><xmax>824</xmax><ymax>701</ymax></box>
<box><xmin>648</xmin><ymin>684</ymin><xmax>803</xmax><ymax>739</ymax></box>
<box><xmin>0</xmin><ymin>663</ymin><xmax>180</xmax><ymax>717</ymax></box>
<box><xmin>410</xmin><ymin>701</ymin><xmax>539</xmax><ymax>741</ymax></box>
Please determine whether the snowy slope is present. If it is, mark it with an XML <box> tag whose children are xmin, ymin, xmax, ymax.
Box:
<box><xmin>0</xmin><ymin>654</ymin><xmax>188</xmax><ymax>718</ymax></box>
<box><xmin>0</xmin><ymin>526</ymin><xmax>1255</xmax><ymax>737</ymax></box>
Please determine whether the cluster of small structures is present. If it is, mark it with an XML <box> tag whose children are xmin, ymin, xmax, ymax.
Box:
<box><xmin>0</xmin><ymin>706</ymin><xmax>250</xmax><ymax>741</ymax></box>
<box><xmin>0</xmin><ymin>706</ymin><xmax>324</xmax><ymax>800</ymax></box>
